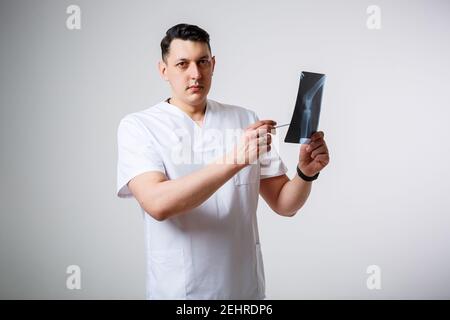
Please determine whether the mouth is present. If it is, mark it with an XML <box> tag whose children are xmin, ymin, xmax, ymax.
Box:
<box><xmin>187</xmin><ymin>85</ymin><xmax>203</xmax><ymax>92</ymax></box>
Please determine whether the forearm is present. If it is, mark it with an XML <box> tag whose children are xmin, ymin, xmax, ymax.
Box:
<box><xmin>275</xmin><ymin>174</ymin><xmax>313</xmax><ymax>216</ymax></box>
<box><xmin>151</xmin><ymin>154</ymin><xmax>245</xmax><ymax>220</ymax></box>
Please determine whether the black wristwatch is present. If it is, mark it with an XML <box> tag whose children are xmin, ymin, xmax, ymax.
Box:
<box><xmin>296</xmin><ymin>166</ymin><xmax>320</xmax><ymax>182</ymax></box>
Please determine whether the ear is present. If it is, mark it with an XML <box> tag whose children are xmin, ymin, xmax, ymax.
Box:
<box><xmin>211</xmin><ymin>56</ymin><xmax>216</xmax><ymax>75</ymax></box>
<box><xmin>158</xmin><ymin>60</ymin><xmax>169</xmax><ymax>81</ymax></box>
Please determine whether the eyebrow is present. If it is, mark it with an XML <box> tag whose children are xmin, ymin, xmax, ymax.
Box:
<box><xmin>175</xmin><ymin>55</ymin><xmax>210</xmax><ymax>62</ymax></box>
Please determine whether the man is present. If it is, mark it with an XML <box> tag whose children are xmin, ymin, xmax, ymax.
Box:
<box><xmin>116</xmin><ymin>23</ymin><xmax>329</xmax><ymax>299</ymax></box>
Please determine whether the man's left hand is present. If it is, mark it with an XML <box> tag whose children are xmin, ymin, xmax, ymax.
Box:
<box><xmin>298</xmin><ymin>131</ymin><xmax>330</xmax><ymax>177</ymax></box>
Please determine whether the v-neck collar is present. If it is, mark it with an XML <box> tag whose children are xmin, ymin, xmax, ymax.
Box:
<box><xmin>163</xmin><ymin>98</ymin><xmax>209</xmax><ymax>129</ymax></box>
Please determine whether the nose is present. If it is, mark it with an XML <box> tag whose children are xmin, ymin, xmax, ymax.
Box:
<box><xmin>188</xmin><ymin>63</ymin><xmax>202</xmax><ymax>80</ymax></box>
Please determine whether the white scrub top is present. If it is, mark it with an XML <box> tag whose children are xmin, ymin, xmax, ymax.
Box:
<box><xmin>116</xmin><ymin>99</ymin><xmax>287</xmax><ymax>299</ymax></box>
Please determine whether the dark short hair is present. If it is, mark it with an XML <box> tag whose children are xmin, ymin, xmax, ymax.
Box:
<box><xmin>160</xmin><ymin>23</ymin><xmax>211</xmax><ymax>62</ymax></box>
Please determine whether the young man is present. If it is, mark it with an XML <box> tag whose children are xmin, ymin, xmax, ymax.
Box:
<box><xmin>116</xmin><ymin>23</ymin><xmax>329</xmax><ymax>299</ymax></box>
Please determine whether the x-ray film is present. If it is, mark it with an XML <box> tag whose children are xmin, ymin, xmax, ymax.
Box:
<box><xmin>284</xmin><ymin>71</ymin><xmax>326</xmax><ymax>144</ymax></box>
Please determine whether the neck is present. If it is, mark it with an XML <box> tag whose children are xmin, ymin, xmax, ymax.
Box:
<box><xmin>167</xmin><ymin>97</ymin><xmax>207</xmax><ymax>121</ymax></box>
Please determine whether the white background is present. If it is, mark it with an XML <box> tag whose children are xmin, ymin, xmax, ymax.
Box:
<box><xmin>1</xmin><ymin>0</ymin><xmax>449</xmax><ymax>299</ymax></box>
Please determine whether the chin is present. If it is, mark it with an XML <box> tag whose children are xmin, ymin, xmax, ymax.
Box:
<box><xmin>186</xmin><ymin>93</ymin><xmax>207</xmax><ymax>104</ymax></box>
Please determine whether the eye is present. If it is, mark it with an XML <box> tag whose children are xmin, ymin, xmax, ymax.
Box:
<box><xmin>176</xmin><ymin>62</ymin><xmax>187</xmax><ymax>68</ymax></box>
<box><xmin>199</xmin><ymin>59</ymin><xmax>209</xmax><ymax>66</ymax></box>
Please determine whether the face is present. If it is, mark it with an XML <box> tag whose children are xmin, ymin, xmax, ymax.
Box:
<box><xmin>159</xmin><ymin>39</ymin><xmax>215</xmax><ymax>107</ymax></box>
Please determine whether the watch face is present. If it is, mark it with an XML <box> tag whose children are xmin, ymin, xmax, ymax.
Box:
<box><xmin>285</xmin><ymin>71</ymin><xmax>326</xmax><ymax>145</ymax></box>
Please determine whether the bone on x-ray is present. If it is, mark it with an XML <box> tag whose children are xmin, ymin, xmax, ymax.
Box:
<box><xmin>284</xmin><ymin>71</ymin><xmax>326</xmax><ymax>144</ymax></box>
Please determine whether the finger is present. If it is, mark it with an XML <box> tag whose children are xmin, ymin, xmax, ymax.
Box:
<box><xmin>246</xmin><ymin>125</ymin><xmax>274</xmax><ymax>139</ymax></box>
<box><xmin>255</xmin><ymin>124</ymin><xmax>276</xmax><ymax>136</ymax></box>
<box><xmin>311</xmin><ymin>146</ymin><xmax>328</xmax><ymax>159</ymax></box>
<box><xmin>246</xmin><ymin>129</ymin><xmax>259</xmax><ymax>140</ymax></box>
<box><xmin>258</xmin><ymin>144</ymin><xmax>271</xmax><ymax>156</ymax></box>
<box><xmin>257</xmin><ymin>134</ymin><xmax>272</xmax><ymax>146</ymax></box>
<box><xmin>314</xmin><ymin>153</ymin><xmax>329</xmax><ymax>165</ymax></box>
<box><xmin>311</xmin><ymin>131</ymin><xmax>324</xmax><ymax>141</ymax></box>
<box><xmin>246</xmin><ymin>120</ymin><xmax>274</xmax><ymax>130</ymax></box>
<box><xmin>307</xmin><ymin>139</ymin><xmax>325</xmax><ymax>152</ymax></box>
<box><xmin>247</xmin><ymin>129</ymin><xmax>267</xmax><ymax>142</ymax></box>
<box><xmin>300</xmin><ymin>143</ymin><xmax>310</xmax><ymax>155</ymax></box>
<box><xmin>311</xmin><ymin>145</ymin><xmax>328</xmax><ymax>157</ymax></box>
<box><xmin>246</xmin><ymin>120</ymin><xmax>277</xmax><ymax>130</ymax></box>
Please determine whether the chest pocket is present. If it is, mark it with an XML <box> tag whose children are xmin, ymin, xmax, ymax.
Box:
<box><xmin>234</xmin><ymin>164</ymin><xmax>259</xmax><ymax>185</ymax></box>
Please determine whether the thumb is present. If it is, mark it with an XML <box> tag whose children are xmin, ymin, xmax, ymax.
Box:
<box><xmin>300</xmin><ymin>143</ymin><xmax>310</xmax><ymax>155</ymax></box>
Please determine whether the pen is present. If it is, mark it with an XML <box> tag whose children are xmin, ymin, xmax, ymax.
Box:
<box><xmin>274</xmin><ymin>123</ymin><xmax>290</xmax><ymax>129</ymax></box>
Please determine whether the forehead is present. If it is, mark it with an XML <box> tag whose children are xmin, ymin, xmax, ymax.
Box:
<box><xmin>167</xmin><ymin>39</ymin><xmax>211</xmax><ymax>61</ymax></box>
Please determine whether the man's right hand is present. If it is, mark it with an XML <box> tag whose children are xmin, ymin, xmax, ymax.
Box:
<box><xmin>226</xmin><ymin>120</ymin><xmax>277</xmax><ymax>166</ymax></box>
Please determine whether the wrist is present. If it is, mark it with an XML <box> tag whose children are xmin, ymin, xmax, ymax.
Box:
<box><xmin>296</xmin><ymin>165</ymin><xmax>319</xmax><ymax>182</ymax></box>
<box><xmin>217</xmin><ymin>151</ymin><xmax>247</xmax><ymax>170</ymax></box>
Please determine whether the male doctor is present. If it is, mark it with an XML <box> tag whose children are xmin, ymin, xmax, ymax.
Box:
<box><xmin>116</xmin><ymin>23</ymin><xmax>330</xmax><ymax>299</ymax></box>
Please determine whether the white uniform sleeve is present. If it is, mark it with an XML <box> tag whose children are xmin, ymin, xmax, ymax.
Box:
<box><xmin>250</xmin><ymin>111</ymin><xmax>288</xmax><ymax>179</ymax></box>
<box><xmin>116</xmin><ymin>116</ymin><xmax>166</xmax><ymax>198</ymax></box>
